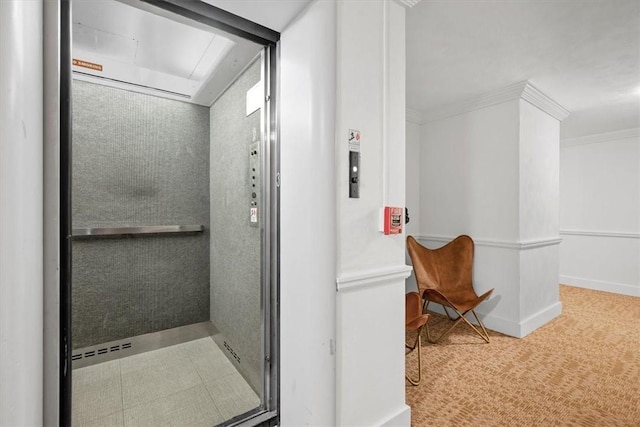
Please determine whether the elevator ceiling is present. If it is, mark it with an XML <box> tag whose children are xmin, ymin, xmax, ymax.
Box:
<box><xmin>71</xmin><ymin>0</ymin><xmax>263</xmax><ymax>106</ymax></box>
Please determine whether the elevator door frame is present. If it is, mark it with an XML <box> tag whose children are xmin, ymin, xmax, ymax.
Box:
<box><xmin>57</xmin><ymin>1</ymin><xmax>280</xmax><ymax>425</ymax></box>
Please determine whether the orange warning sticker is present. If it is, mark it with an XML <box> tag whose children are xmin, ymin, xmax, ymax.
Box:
<box><xmin>72</xmin><ymin>59</ymin><xmax>103</xmax><ymax>72</ymax></box>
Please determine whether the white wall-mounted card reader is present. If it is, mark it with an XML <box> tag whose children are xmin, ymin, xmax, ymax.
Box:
<box><xmin>349</xmin><ymin>151</ymin><xmax>360</xmax><ymax>198</ymax></box>
<box><xmin>348</xmin><ymin>129</ymin><xmax>361</xmax><ymax>199</ymax></box>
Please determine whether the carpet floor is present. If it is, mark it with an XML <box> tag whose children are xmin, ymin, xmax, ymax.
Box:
<box><xmin>405</xmin><ymin>285</ymin><xmax>640</xmax><ymax>426</ymax></box>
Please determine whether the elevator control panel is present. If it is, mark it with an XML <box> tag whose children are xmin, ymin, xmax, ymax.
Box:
<box><xmin>348</xmin><ymin>129</ymin><xmax>360</xmax><ymax>198</ymax></box>
<box><xmin>249</xmin><ymin>141</ymin><xmax>260</xmax><ymax>227</ymax></box>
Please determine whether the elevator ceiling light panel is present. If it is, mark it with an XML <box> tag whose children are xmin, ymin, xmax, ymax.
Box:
<box><xmin>71</xmin><ymin>0</ymin><xmax>252</xmax><ymax>105</ymax></box>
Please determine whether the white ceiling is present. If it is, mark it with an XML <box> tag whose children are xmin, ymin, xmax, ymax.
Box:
<box><xmin>406</xmin><ymin>0</ymin><xmax>640</xmax><ymax>138</ymax></box>
<box><xmin>71</xmin><ymin>0</ymin><xmax>638</xmax><ymax>139</ymax></box>
<box><xmin>202</xmin><ymin>0</ymin><xmax>312</xmax><ymax>32</ymax></box>
<box><xmin>209</xmin><ymin>0</ymin><xmax>639</xmax><ymax>138</ymax></box>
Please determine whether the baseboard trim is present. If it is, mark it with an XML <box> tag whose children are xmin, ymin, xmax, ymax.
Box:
<box><xmin>519</xmin><ymin>301</ymin><xmax>563</xmax><ymax>338</ymax></box>
<box><xmin>379</xmin><ymin>404</ymin><xmax>411</xmax><ymax>427</ymax></box>
<box><xmin>480</xmin><ymin>312</ymin><xmax>522</xmax><ymax>338</ymax></box>
<box><xmin>427</xmin><ymin>302</ymin><xmax>562</xmax><ymax>339</ymax></box>
<box><xmin>560</xmin><ymin>276</ymin><xmax>640</xmax><ymax>297</ymax></box>
<box><xmin>337</xmin><ymin>265</ymin><xmax>412</xmax><ymax>292</ymax></box>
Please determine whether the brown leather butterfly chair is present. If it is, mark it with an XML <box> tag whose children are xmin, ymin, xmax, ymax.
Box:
<box><xmin>405</xmin><ymin>292</ymin><xmax>429</xmax><ymax>385</ymax></box>
<box><xmin>406</xmin><ymin>235</ymin><xmax>493</xmax><ymax>344</ymax></box>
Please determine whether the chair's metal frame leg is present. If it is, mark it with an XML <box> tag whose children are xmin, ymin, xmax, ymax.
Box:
<box><xmin>425</xmin><ymin>319</ymin><xmax>433</xmax><ymax>343</ymax></box>
<box><xmin>405</xmin><ymin>327</ymin><xmax>423</xmax><ymax>386</ymax></box>
<box><xmin>443</xmin><ymin>306</ymin><xmax>458</xmax><ymax>321</ymax></box>
<box><xmin>405</xmin><ymin>329</ymin><xmax>421</xmax><ymax>351</ymax></box>
<box><xmin>426</xmin><ymin>315</ymin><xmax>465</xmax><ymax>344</ymax></box>
<box><xmin>422</xmin><ymin>299</ymin><xmax>430</xmax><ymax>314</ymax></box>
<box><xmin>423</xmin><ymin>302</ymin><xmax>491</xmax><ymax>344</ymax></box>
<box><xmin>470</xmin><ymin>310</ymin><xmax>490</xmax><ymax>343</ymax></box>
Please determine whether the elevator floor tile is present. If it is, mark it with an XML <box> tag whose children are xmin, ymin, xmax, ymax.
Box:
<box><xmin>72</xmin><ymin>360</ymin><xmax>122</xmax><ymax>425</ymax></box>
<box><xmin>120</xmin><ymin>345</ymin><xmax>202</xmax><ymax>409</ymax></box>
<box><xmin>72</xmin><ymin>337</ymin><xmax>260</xmax><ymax>426</ymax></box>
<box><xmin>204</xmin><ymin>372</ymin><xmax>261</xmax><ymax>420</ymax></box>
<box><xmin>123</xmin><ymin>384</ymin><xmax>225</xmax><ymax>427</ymax></box>
<box><xmin>182</xmin><ymin>336</ymin><xmax>238</xmax><ymax>383</ymax></box>
<box><xmin>80</xmin><ymin>411</ymin><xmax>125</xmax><ymax>427</ymax></box>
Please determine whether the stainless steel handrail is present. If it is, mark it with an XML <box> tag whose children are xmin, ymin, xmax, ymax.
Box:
<box><xmin>71</xmin><ymin>225</ymin><xmax>204</xmax><ymax>238</ymax></box>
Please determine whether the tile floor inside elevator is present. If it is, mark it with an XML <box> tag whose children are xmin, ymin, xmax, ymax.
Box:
<box><xmin>72</xmin><ymin>337</ymin><xmax>260</xmax><ymax>426</ymax></box>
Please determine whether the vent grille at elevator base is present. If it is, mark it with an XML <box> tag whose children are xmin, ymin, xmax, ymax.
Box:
<box><xmin>72</xmin><ymin>342</ymin><xmax>132</xmax><ymax>361</ymax></box>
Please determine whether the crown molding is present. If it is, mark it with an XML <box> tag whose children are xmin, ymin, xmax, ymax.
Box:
<box><xmin>393</xmin><ymin>0</ymin><xmax>423</xmax><ymax>8</ymax></box>
<box><xmin>422</xmin><ymin>81</ymin><xmax>527</xmax><ymax>123</ymax></box>
<box><xmin>406</xmin><ymin>108</ymin><xmax>423</xmax><ymax>124</ymax></box>
<box><xmin>561</xmin><ymin>127</ymin><xmax>640</xmax><ymax>147</ymax></box>
<box><xmin>419</xmin><ymin>81</ymin><xmax>570</xmax><ymax>124</ymax></box>
<box><xmin>521</xmin><ymin>83</ymin><xmax>570</xmax><ymax>121</ymax></box>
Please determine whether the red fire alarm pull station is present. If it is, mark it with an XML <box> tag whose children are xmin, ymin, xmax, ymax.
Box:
<box><xmin>383</xmin><ymin>207</ymin><xmax>403</xmax><ymax>235</ymax></box>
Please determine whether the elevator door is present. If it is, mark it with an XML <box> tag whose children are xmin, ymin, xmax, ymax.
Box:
<box><xmin>62</xmin><ymin>1</ymin><xmax>279</xmax><ymax>425</ymax></box>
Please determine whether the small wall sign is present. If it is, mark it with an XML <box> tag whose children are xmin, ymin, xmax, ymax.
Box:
<box><xmin>72</xmin><ymin>59</ymin><xmax>103</xmax><ymax>72</ymax></box>
<box><xmin>348</xmin><ymin>129</ymin><xmax>360</xmax><ymax>152</ymax></box>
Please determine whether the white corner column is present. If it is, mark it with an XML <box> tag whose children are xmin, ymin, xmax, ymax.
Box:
<box><xmin>517</xmin><ymin>96</ymin><xmax>565</xmax><ymax>335</ymax></box>
<box><xmin>418</xmin><ymin>82</ymin><xmax>568</xmax><ymax>338</ymax></box>
<box><xmin>0</xmin><ymin>1</ymin><xmax>44</xmax><ymax>425</ymax></box>
<box><xmin>335</xmin><ymin>1</ymin><xmax>411</xmax><ymax>425</ymax></box>
<box><xmin>280</xmin><ymin>1</ymin><xmax>338</xmax><ymax>425</ymax></box>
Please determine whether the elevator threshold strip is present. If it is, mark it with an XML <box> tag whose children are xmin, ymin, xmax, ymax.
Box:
<box><xmin>72</xmin><ymin>342</ymin><xmax>132</xmax><ymax>361</ymax></box>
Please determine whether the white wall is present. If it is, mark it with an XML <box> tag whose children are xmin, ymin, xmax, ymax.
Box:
<box><xmin>0</xmin><ymin>1</ymin><xmax>44</xmax><ymax>425</ymax></box>
<box><xmin>2</xmin><ymin>2</ymin><xmax>410</xmax><ymax>426</ymax></box>
<box><xmin>281</xmin><ymin>2</ymin><xmax>411</xmax><ymax>425</ymax></box>
<box><xmin>405</xmin><ymin>119</ymin><xmax>420</xmax><ymax>293</ymax></box>
<box><xmin>518</xmin><ymin>101</ymin><xmax>560</xmax><ymax>323</ymax></box>
<box><xmin>280</xmin><ymin>1</ymin><xmax>337</xmax><ymax>424</ymax></box>
<box><xmin>415</xmin><ymin>87</ymin><xmax>564</xmax><ymax>338</ymax></box>
<box><xmin>334</xmin><ymin>2</ymin><xmax>410</xmax><ymax>425</ymax></box>
<box><xmin>560</xmin><ymin>129</ymin><xmax>640</xmax><ymax>296</ymax></box>
<box><xmin>405</xmin><ymin>121</ymin><xmax>421</xmax><ymax>238</ymax></box>
<box><xmin>519</xmin><ymin>101</ymin><xmax>560</xmax><ymax>242</ymax></box>
<box><xmin>418</xmin><ymin>100</ymin><xmax>521</xmax><ymax>333</ymax></box>
<box><xmin>419</xmin><ymin>100</ymin><xmax>521</xmax><ymax>242</ymax></box>
<box><xmin>335</xmin><ymin>3</ymin><xmax>406</xmax><ymax>274</ymax></box>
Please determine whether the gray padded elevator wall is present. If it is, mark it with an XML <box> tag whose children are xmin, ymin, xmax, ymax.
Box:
<box><xmin>210</xmin><ymin>59</ymin><xmax>262</xmax><ymax>394</ymax></box>
<box><xmin>72</xmin><ymin>80</ymin><xmax>210</xmax><ymax>349</ymax></box>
